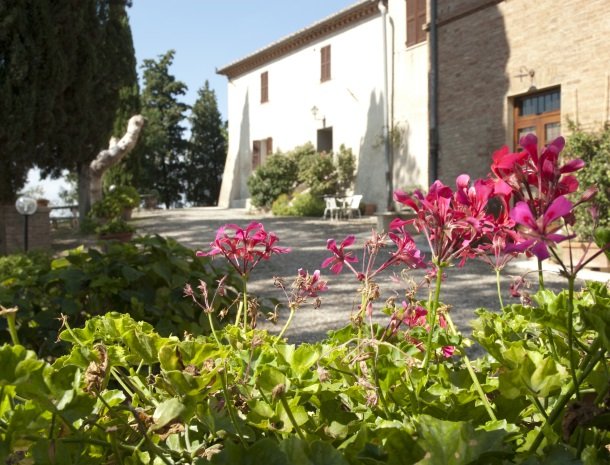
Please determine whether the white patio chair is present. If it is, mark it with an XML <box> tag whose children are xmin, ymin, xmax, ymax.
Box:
<box><xmin>323</xmin><ymin>196</ymin><xmax>340</xmax><ymax>220</ymax></box>
<box><xmin>346</xmin><ymin>194</ymin><xmax>362</xmax><ymax>219</ymax></box>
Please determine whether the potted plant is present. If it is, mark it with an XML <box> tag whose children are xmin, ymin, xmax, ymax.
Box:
<box><xmin>95</xmin><ymin>217</ymin><xmax>135</xmax><ymax>242</ymax></box>
<box><xmin>562</xmin><ymin>123</ymin><xmax>610</xmax><ymax>270</ymax></box>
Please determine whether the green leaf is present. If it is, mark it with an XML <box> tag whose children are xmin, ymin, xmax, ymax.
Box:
<box><xmin>151</xmin><ymin>398</ymin><xmax>186</xmax><ymax>430</ymax></box>
<box><xmin>384</xmin><ymin>429</ymin><xmax>425</xmax><ymax>465</ymax></box>
<box><xmin>415</xmin><ymin>415</ymin><xmax>510</xmax><ymax>465</ymax></box>
<box><xmin>279</xmin><ymin>437</ymin><xmax>349</xmax><ymax>465</ymax></box>
<box><xmin>498</xmin><ymin>343</ymin><xmax>566</xmax><ymax>398</ymax></box>
<box><xmin>257</xmin><ymin>366</ymin><xmax>288</xmax><ymax>395</ymax></box>
<box><xmin>581</xmin><ymin>301</ymin><xmax>610</xmax><ymax>350</ymax></box>
<box><xmin>121</xmin><ymin>265</ymin><xmax>145</xmax><ymax>282</ymax></box>
<box><xmin>291</xmin><ymin>344</ymin><xmax>322</xmax><ymax>378</ymax></box>
<box><xmin>211</xmin><ymin>438</ymin><xmax>289</xmax><ymax>465</ymax></box>
<box><xmin>594</xmin><ymin>227</ymin><xmax>610</xmax><ymax>259</ymax></box>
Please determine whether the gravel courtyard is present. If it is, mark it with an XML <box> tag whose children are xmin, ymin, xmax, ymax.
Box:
<box><xmin>128</xmin><ymin>207</ymin><xmax>604</xmax><ymax>345</ymax></box>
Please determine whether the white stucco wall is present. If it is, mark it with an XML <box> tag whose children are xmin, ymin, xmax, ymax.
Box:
<box><xmin>219</xmin><ymin>2</ymin><xmax>430</xmax><ymax>210</ymax></box>
<box><xmin>389</xmin><ymin>0</ymin><xmax>429</xmax><ymax>195</ymax></box>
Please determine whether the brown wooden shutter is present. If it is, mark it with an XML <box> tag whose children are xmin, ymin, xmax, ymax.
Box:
<box><xmin>252</xmin><ymin>140</ymin><xmax>261</xmax><ymax>169</ymax></box>
<box><xmin>266</xmin><ymin>137</ymin><xmax>273</xmax><ymax>156</ymax></box>
<box><xmin>260</xmin><ymin>71</ymin><xmax>268</xmax><ymax>103</ymax></box>
<box><xmin>416</xmin><ymin>0</ymin><xmax>426</xmax><ymax>43</ymax></box>
<box><xmin>407</xmin><ymin>0</ymin><xmax>427</xmax><ymax>46</ymax></box>
<box><xmin>321</xmin><ymin>45</ymin><xmax>331</xmax><ymax>82</ymax></box>
<box><xmin>406</xmin><ymin>0</ymin><xmax>416</xmax><ymax>46</ymax></box>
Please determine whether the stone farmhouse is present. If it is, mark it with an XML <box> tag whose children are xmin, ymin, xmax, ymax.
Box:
<box><xmin>217</xmin><ymin>0</ymin><xmax>610</xmax><ymax>211</ymax></box>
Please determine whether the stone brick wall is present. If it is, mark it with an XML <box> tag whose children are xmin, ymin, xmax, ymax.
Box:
<box><xmin>0</xmin><ymin>205</ymin><xmax>51</xmax><ymax>255</ymax></box>
<box><xmin>436</xmin><ymin>0</ymin><xmax>610</xmax><ymax>183</ymax></box>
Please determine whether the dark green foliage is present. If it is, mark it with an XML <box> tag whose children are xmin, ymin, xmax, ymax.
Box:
<box><xmin>137</xmin><ymin>50</ymin><xmax>189</xmax><ymax>208</ymax></box>
<box><xmin>248</xmin><ymin>143</ymin><xmax>357</xmax><ymax>210</ymax></box>
<box><xmin>272</xmin><ymin>192</ymin><xmax>325</xmax><ymax>217</ymax></box>
<box><xmin>291</xmin><ymin>192</ymin><xmax>325</xmax><ymax>216</ymax></box>
<box><xmin>271</xmin><ymin>194</ymin><xmax>293</xmax><ymax>216</ymax></box>
<box><xmin>247</xmin><ymin>152</ymin><xmax>299</xmax><ymax>209</ymax></box>
<box><xmin>336</xmin><ymin>145</ymin><xmax>356</xmax><ymax>195</ymax></box>
<box><xmin>296</xmin><ymin>144</ymin><xmax>339</xmax><ymax>197</ymax></box>
<box><xmin>88</xmin><ymin>185</ymin><xmax>140</xmax><ymax>234</ymax></box>
<box><xmin>186</xmin><ymin>80</ymin><xmax>227</xmax><ymax>206</ymax></box>
<box><xmin>0</xmin><ymin>0</ymin><xmax>139</xmax><ymax>210</ymax></box>
<box><xmin>0</xmin><ymin>236</ymin><xmax>239</xmax><ymax>358</ymax></box>
<box><xmin>564</xmin><ymin>123</ymin><xmax>610</xmax><ymax>239</ymax></box>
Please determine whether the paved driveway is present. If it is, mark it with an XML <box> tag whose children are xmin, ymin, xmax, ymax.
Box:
<box><xmin>132</xmin><ymin>207</ymin><xmax>605</xmax><ymax>344</ymax></box>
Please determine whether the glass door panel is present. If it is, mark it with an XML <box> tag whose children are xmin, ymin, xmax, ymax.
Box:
<box><xmin>544</xmin><ymin>122</ymin><xmax>561</xmax><ymax>145</ymax></box>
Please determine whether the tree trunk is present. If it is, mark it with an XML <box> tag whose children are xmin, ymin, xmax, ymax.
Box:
<box><xmin>89</xmin><ymin>114</ymin><xmax>145</xmax><ymax>205</ymax></box>
<box><xmin>78</xmin><ymin>162</ymin><xmax>92</xmax><ymax>223</ymax></box>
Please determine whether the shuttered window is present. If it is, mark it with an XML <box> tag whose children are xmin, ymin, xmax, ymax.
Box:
<box><xmin>252</xmin><ymin>137</ymin><xmax>273</xmax><ymax>170</ymax></box>
<box><xmin>406</xmin><ymin>0</ymin><xmax>427</xmax><ymax>46</ymax></box>
<box><xmin>260</xmin><ymin>71</ymin><xmax>268</xmax><ymax>103</ymax></box>
<box><xmin>321</xmin><ymin>45</ymin><xmax>331</xmax><ymax>82</ymax></box>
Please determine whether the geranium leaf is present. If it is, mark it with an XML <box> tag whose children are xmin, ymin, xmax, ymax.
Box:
<box><xmin>415</xmin><ymin>415</ymin><xmax>510</xmax><ymax>465</ymax></box>
<box><xmin>152</xmin><ymin>398</ymin><xmax>185</xmax><ymax>430</ymax></box>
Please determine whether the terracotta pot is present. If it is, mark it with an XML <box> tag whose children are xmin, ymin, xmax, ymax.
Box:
<box><xmin>363</xmin><ymin>203</ymin><xmax>377</xmax><ymax>216</ymax></box>
<box><xmin>98</xmin><ymin>231</ymin><xmax>134</xmax><ymax>243</ymax></box>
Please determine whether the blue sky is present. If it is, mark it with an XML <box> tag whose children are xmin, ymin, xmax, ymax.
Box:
<box><xmin>27</xmin><ymin>1</ymin><xmax>357</xmax><ymax>201</ymax></box>
<box><xmin>129</xmin><ymin>0</ymin><xmax>356</xmax><ymax>120</ymax></box>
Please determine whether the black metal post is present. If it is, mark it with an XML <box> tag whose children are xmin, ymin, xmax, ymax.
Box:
<box><xmin>23</xmin><ymin>215</ymin><xmax>29</xmax><ymax>252</ymax></box>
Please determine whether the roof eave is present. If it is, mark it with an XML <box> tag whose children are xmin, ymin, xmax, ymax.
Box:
<box><xmin>217</xmin><ymin>1</ymin><xmax>379</xmax><ymax>79</ymax></box>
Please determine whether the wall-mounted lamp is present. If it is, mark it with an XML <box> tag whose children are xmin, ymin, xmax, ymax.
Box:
<box><xmin>514</xmin><ymin>66</ymin><xmax>536</xmax><ymax>92</ymax></box>
<box><xmin>310</xmin><ymin>105</ymin><xmax>326</xmax><ymax>128</ymax></box>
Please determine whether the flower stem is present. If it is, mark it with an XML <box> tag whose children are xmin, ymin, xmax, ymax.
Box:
<box><xmin>277</xmin><ymin>307</ymin><xmax>295</xmax><ymax>340</ymax></box>
<box><xmin>567</xmin><ymin>274</ymin><xmax>579</xmax><ymax>399</ymax></box>
<box><xmin>495</xmin><ymin>268</ymin><xmax>504</xmax><ymax>309</ymax></box>
<box><xmin>5</xmin><ymin>313</ymin><xmax>20</xmax><ymax>346</ymax></box>
<box><xmin>537</xmin><ymin>258</ymin><xmax>545</xmax><ymax>290</ymax></box>
<box><xmin>529</xmin><ymin>338</ymin><xmax>604</xmax><ymax>453</ymax></box>
<box><xmin>444</xmin><ymin>312</ymin><xmax>497</xmax><ymax>422</ymax></box>
<box><xmin>220</xmin><ymin>363</ymin><xmax>247</xmax><ymax>447</ymax></box>
<box><xmin>207</xmin><ymin>311</ymin><xmax>221</xmax><ymax>345</ymax></box>
<box><xmin>423</xmin><ymin>266</ymin><xmax>444</xmax><ymax>369</ymax></box>
<box><xmin>279</xmin><ymin>395</ymin><xmax>306</xmax><ymax>440</ymax></box>
<box><xmin>242</xmin><ymin>278</ymin><xmax>248</xmax><ymax>334</ymax></box>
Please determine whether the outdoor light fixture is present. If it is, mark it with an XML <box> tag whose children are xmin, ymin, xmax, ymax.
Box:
<box><xmin>310</xmin><ymin>105</ymin><xmax>326</xmax><ymax>128</ymax></box>
<box><xmin>15</xmin><ymin>196</ymin><xmax>37</xmax><ymax>252</ymax></box>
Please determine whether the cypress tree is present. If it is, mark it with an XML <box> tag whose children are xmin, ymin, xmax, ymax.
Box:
<box><xmin>0</xmin><ymin>0</ymin><xmax>138</xmax><ymax>215</ymax></box>
<box><xmin>138</xmin><ymin>50</ymin><xmax>189</xmax><ymax>208</ymax></box>
<box><xmin>185</xmin><ymin>81</ymin><xmax>227</xmax><ymax>206</ymax></box>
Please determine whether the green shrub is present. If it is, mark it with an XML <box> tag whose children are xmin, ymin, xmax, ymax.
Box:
<box><xmin>291</xmin><ymin>192</ymin><xmax>325</xmax><ymax>216</ymax></box>
<box><xmin>247</xmin><ymin>153</ymin><xmax>299</xmax><ymax>208</ymax></box>
<box><xmin>90</xmin><ymin>185</ymin><xmax>140</xmax><ymax>220</ymax></box>
<box><xmin>564</xmin><ymin>123</ymin><xmax>610</xmax><ymax>238</ymax></box>
<box><xmin>0</xmin><ymin>236</ymin><xmax>240</xmax><ymax>357</ymax></box>
<box><xmin>336</xmin><ymin>145</ymin><xmax>356</xmax><ymax>195</ymax></box>
<box><xmin>298</xmin><ymin>153</ymin><xmax>338</xmax><ymax>196</ymax></box>
<box><xmin>271</xmin><ymin>193</ymin><xmax>293</xmax><ymax>216</ymax></box>
<box><xmin>247</xmin><ymin>143</ymin><xmax>356</xmax><ymax>208</ymax></box>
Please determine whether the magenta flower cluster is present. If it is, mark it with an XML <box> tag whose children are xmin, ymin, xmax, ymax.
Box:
<box><xmin>197</xmin><ymin>221</ymin><xmax>290</xmax><ymax>276</ymax></box>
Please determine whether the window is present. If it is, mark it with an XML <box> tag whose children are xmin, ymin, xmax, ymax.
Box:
<box><xmin>252</xmin><ymin>137</ymin><xmax>273</xmax><ymax>170</ymax></box>
<box><xmin>317</xmin><ymin>128</ymin><xmax>333</xmax><ymax>153</ymax></box>
<box><xmin>320</xmin><ymin>45</ymin><xmax>331</xmax><ymax>82</ymax></box>
<box><xmin>514</xmin><ymin>88</ymin><xmax>561</xmax><ymax>152</ymax></box>
<box><xmin>406</xmin><ymin>0</ymin><xmax>427</xmax><ymax>46</ymax></box>
<box><xmin>260</xmin><ymin>71</ymin><xmax>268</xmax><ymax>103</ymax></box>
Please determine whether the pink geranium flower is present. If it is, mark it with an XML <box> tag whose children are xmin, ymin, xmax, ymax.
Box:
<box><xmin>509</xmin><ymin>196</ymin><xmax>573</xmax><ymax>260</ymax></box>
<box><xmin>197</xmin><ymin>222</ymin><xmax>290</xmax><ymax>276</ymax></box>
<box><xmin>296</xmin><ymin>268</ymin><xmax>328</xmax><ymax>298</ymax></box>
<box><xmin>321</xmin><ymin>235</ymin><xmax>358</xmax><ymax>274</ymax></box>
